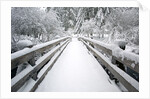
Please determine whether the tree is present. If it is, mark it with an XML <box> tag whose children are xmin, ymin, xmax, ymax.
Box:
<box><xmin>11</xmin><ymin>7</ymin><xmax>66</xmax><ymax>43</ymax></box>
<box><xmin>11</xmin><ymin>7</ymin><xmax>45</xmax><ymax>38</ymax></box>
<box><xmin>80</xmin><ymin>18</ymin><xmax>99</xmax><ymax>38</ymax></box>
<box><xmin>95</xmin><ymin>7</ymin><xmax>139</xmax><ymax>44</ymax></box>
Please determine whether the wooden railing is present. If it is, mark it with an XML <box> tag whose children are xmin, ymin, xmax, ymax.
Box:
<box><xmin>79</xmin><ymin>37</ymin><xmax>139</xmax><ymax>92</ymax></box>
<box><xmin>80</xmin><ymin>37</ymin><xmax>139</xmax><ymax>73</ymax></box>
<box><xmin>11</xmin><ymin>37</ymin><xmax>71</xmax><ymax>92</ymax></box>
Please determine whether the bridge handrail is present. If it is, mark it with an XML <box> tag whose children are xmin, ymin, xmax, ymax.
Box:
<box><xmin>79</xmin><ymin>37</ymin><xmax>139</xmax><ymax>73</ymax></box>
<box><xmin>79</xmin><ymin>38</ymin><xmax>139</xmax><ymax>92</ymax></box>
<box><xmin>11</xmin><ymin>37</ymin><xmax>70</xmax><ymax>70</ymax></box>
<box><xmin>11</xmin><ymin>38</ymin><xmax>70</xmax><ymax>92</ymax></box>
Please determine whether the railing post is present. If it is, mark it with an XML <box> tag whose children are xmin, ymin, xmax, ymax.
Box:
<box><xmin>111</xmin><ymin>56</ymin><xmax>125</xmax><ymax>72</ymax></box>
<box><xmin>111</xmin><ymin>56</ymin><xmax>116</xmax><ymax>64</ymax></box>
<box><xmin>28</xmin><ymin>52</ymin><xmax>36</xmax><ymax>66</ymax></box>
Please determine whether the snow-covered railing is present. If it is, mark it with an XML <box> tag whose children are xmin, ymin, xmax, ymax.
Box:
<box><xmin>79</xmin><ymin>37</ymin><xmax>139</xmax><ymax>73</ymax></box>
<box><xmin>79</xmin><ymin>37</ymin><xmax>139</xmax><ymax>92</ymax></box>
<box><xmin>11</xmin><ymin>37</ymin><xmax>70</xmax><ymax>70</ymax></box>
<box><xmin>11</xmin><ymin>37</ymin><xmax>71</xmax><ymax>92</ymax></box>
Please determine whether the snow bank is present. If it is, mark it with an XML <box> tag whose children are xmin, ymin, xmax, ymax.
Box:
<box><xmin>17</xmin><ymin>40</ymin><xmax>33</xmax><ymax>50</ymax></box>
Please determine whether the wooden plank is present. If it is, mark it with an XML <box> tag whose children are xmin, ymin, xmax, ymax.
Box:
<box><xmin>11</xmin><ymin>39</ymin><xmax>70</xmax><ymax>92</ymax></box>
<box><xmin>11</xmin><ymin>69</ymin><xmax>33</xmax><ymax>92</ymax></box>
<box><xmin>81</xmin><ymin>39</ymin><xmax>139</xmax><ymax>92</ymax></box>
<box><xmin>11</xmin><ymin>52</ymin><xmax>35</xmax><ymax>70</ymax></box>
<box><xmin>11</xmin><ymin>37</ymin><xmax>70</xmax><ymax>70</ymax></box>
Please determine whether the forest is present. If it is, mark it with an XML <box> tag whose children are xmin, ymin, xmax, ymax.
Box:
<box><xmin>11</xmin><ymin>7</ymin><xmax>139</xmax><ymax>92</ymax></box>
<box><xmin>11</xmin><ymin>7</ymin><xmax>139</xmax><ymax>53</ymax></box>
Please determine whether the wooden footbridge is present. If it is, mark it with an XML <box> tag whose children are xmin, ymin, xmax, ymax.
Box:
<box><xmin>11</xmin><ymin>37</ymin><xmax>139</xmax><ymax>92</ymax></box>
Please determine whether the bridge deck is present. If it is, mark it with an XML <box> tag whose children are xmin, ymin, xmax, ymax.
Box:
<box><xmin>35</xmin><ymin>38</ymin><xmax>121</xmax><ymax>92</ymax></box>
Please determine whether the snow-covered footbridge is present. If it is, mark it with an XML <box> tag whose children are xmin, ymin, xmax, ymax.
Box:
<box><xmin>11</xmin><ymin>37</ymin><xmax>139</xmax><ymax>92</ymax></box>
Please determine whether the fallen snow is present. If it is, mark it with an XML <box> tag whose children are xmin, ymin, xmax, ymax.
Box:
<box><xmin>17</xmin><ymin>40</ymin><xmax>33</xmax><ymax>50</ymax></box>
<box><xmin>126</xmin><ymin>45</ymin><xmax>139</xmax><ymax>54</ymax></box>
<box><xmin>112</xmin><ymin>45</ymin><xmax>139</xmax><ymax>64</ymax></box>
<box><xmin>35</xmin><ymin>38</ymin><xmax>121</xmax><ymax>92</ymax></box>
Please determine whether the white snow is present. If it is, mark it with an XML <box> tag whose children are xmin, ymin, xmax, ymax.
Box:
<box><xmin>35</xmin><ymin>38</ymin><xmax>121</xmax><ymax>92</ymax></box>
<box><xmin>112</xmin><ymin>45</ymin><xmax>139</xmax><ymax>64</ymax></box>
<box><xmin>17</xmin><ymin>40</ymin><xmax>33</xmax><ymax>50</ymax></box>
<box><xmin>126</xmin><ymin>45</ymin><xmax>139</xmax><ymax>54</ymax></box>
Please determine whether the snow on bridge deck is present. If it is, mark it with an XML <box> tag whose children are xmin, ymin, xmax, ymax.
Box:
<box><xmin>35</xmin><ymin>38</ymin><xmax>121</xmax><ymax>92</ymax></box>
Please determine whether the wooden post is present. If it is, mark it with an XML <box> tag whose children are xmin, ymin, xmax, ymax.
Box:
<box><xmin>111</xmin><ymin>56</ymin><xmax>125</xmax><ymax>72</ymax></box>
<box><xmin>28</xmin><ymin>52</ymin><xmax>36</xmax><ymax>66</ymax></box>
<box><xmin>111</xmin><ymin>56</ymin><xmax>116</xmax><ymax>64</ymax></box>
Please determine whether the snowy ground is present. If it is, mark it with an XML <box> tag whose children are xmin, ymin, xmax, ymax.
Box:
<box><xmin>35</xmin><ymin>38</ymin><xmax>121</xmax><ymax>92</ymax></box>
